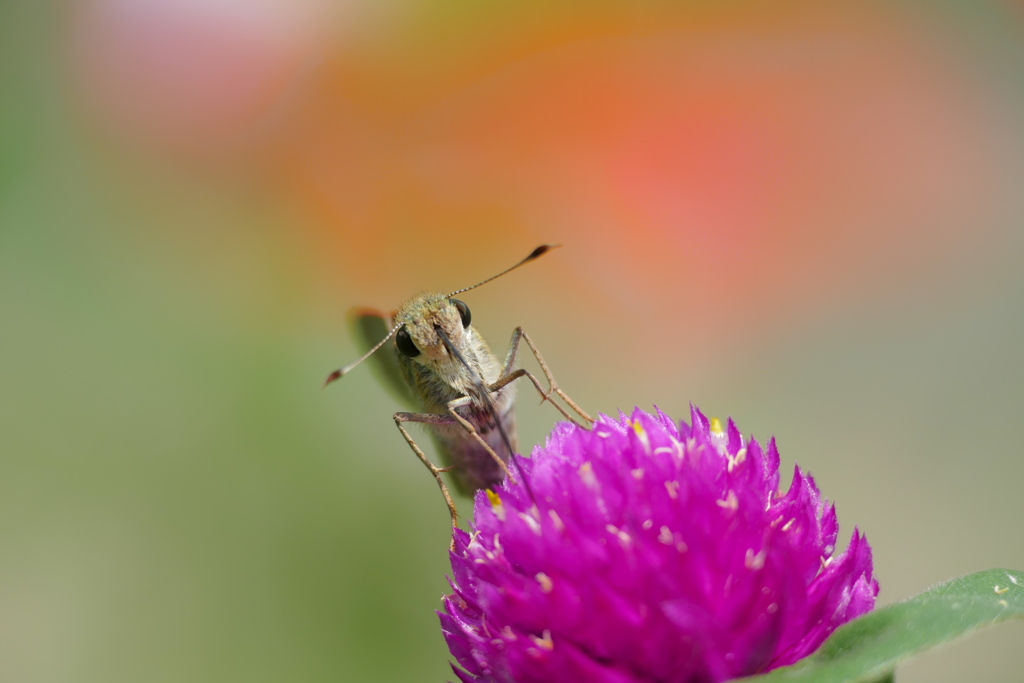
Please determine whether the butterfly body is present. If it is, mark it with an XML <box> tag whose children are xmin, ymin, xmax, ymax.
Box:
<box><xmin>324</xmin><ymin>245</ymin><xmax>592</xmax><ymax>529</ymax></box>
<box><xmin>389</xmin><ymin>292</ymin><xmax>518</xmax><ymax>493</ymax></box>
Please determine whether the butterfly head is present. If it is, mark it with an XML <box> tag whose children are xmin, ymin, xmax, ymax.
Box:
<box><xmin>393</xmin><ymin>293</ymin><xmax>473</xmax><ymax>363</ymax></box>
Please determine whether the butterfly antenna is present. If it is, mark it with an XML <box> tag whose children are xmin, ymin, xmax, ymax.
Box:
<box><xmin>322</xmin><ymin>325</ymin><xmax>399</xmax><ymax>389</ymax></box>
<box><xmin>447</xmin><ymin>244</ymin><xmax>560</xmax><ymax>297</ymax></box>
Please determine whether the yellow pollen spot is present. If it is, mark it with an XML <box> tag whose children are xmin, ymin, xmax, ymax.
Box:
<box><xmin>727</xmin><ymin>447</ymin><xmax>747</xmax><ymax>473</ymax></box>
<box><xmin>995</xmin><ymin>585</ymin><xmax>1010</xmax><ymax>595</ymax></box>
<box><xmin>536</xmin><ymin>573</ymin><xmax>554</xmax><ymax>593</ymax></box>
<box><xmin>632</xmin><ymin>420</ymin><xmax>651</xmax><ymax>452</ymax></box>
<box><xmin>531</xmin><ymin>630</ymin><xmax>555</xmax><ymax>651</ymax></box>
<box><xmin>665</xmin><ymin>480</ymin><xmax>680</xmax><ymax>500</ymax></box>
<box><xmin>710</xmin><ymin>417</ymin><xmax>724</xmax><ymax>435</ymax></box>
<box><xmin>745</xmin><ymin>548</ymin><xmax>767</xmax><ymax>571</ymax></box>
<box><xmin>999</xmin><ymin>599</ymin><xmax>1009</xmax><ymax>608</ymax></box>
<box><xmin>487</xmin><ymin>490</ymin><xmax>506</xmax><ymax>521</ymax></box>
<box><xmin>716</xmin><ymin>490</ymin><xmax>738</xmax><ymax>510</ymax></box>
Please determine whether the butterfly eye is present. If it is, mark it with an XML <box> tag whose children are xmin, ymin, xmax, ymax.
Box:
<box><xmin>451</xmin><ymin>298</ymin><xmax>472</xmax><ymax>328</ymax></box>
<box><xmin>395</xmin><ymin>326</ymin><xmax>421</xmax><ymax>357</ymax></box>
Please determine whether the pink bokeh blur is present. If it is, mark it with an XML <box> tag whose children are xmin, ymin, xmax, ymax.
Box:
<box><xmin>71</xmin><ymin>0</ymin><xmax>332</xmax><ymax>152</ymax></box>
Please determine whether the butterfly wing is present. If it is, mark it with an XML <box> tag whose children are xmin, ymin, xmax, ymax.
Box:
<box><xmin>351</xmin><ymin>308</ymin><xmax>417</xmax><ymax>407</ymax></box>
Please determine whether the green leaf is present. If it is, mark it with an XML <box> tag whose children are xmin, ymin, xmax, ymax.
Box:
<box><xmin>743</xmin><ymin>568</ymin><xmax>1024</xmax><ymax>683</ymax></box>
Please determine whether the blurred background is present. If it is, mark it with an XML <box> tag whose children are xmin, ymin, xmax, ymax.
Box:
<box><xmin>2</xmin><ymin>1</ymin><xmax>1023</xmax><ymax>681</ymax></box>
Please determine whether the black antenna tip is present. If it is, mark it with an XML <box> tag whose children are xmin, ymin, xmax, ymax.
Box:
<box><xmin>527</xmin><ymin>244</ymin><xmax>561</xmax><ymax>261</ymax></box>
<box><xmin>322</xmin><ymin>369</ymin><xmax>343</xmax><ymax>390</ymax></box>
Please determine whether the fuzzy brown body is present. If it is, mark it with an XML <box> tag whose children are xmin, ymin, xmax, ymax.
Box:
<box><xmin>393</xmin><ymin>292</ymin><xmax>517</xmax><ymax>494</ymax></box>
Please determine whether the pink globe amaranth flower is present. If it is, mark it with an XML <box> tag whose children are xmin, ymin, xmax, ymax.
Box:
<box><xmin>440</xmin><ymin>407</ymin><xmax>878</xmax><ymax>683</ymax></box>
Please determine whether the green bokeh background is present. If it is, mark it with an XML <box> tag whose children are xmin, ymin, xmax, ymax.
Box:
<box><xmin>2</xmin><ymin>2</ymin><xmax>1023</xmax><ymax>682</ymax></box>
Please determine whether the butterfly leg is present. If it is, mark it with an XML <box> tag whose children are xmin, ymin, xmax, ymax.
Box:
<box><xmin>394</xmin><ymin>411</ymin><xmax>462</xmax><ymax>532</ymax></box>
<box><xmin>497</xmin><ymin>327</ymin><xmax>595</xmax><ymax>425</ymax></box>
<box><xmin>445</xmin><ymin>397</ymin><xmax>514</xmax><ymax>482</ymax></box>
<box><xmin>488</xmin><ymin>367</ymin><xmax>578</xmax><ymax>425</ymax></box>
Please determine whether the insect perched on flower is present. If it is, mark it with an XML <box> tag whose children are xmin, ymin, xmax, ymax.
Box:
<box><xmin>323</xmin><ymin>245</ymin><xmax>593</xmax><ymax>529</ymax></box>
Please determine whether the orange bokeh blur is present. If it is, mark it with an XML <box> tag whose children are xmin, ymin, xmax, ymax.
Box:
<box><xmin>273</xmin><ymin>3</ymin><xmax>1009</xmax><ymax>362</ymax></box>
<box><xmin>67</xmin><ymin>1</ymin><xmax>1014</xmax><ymax>361</ymax></box>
